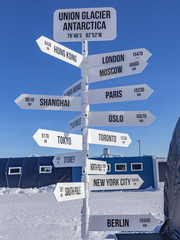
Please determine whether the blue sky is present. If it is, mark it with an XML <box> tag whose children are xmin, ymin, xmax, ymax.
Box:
<box><xmin>0</xmin><ymin>0</ymin><xmax>180</xmax><ymax>158</ymax></box>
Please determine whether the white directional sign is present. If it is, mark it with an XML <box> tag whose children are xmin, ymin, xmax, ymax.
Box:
<box><xmin>88</xmin><ymin>84</ymin><xmax>153</xmax><ymax>105</ymax></box>
<box><xmin>89</xmin><ymin>174</ymin><xmax>144</xmax><ymax>191</ymax></box>
<box><xmin>15</xmin><ymin>94</ymin><xmax>82</xmax><ymax>111</ymax></box>
<box><xmin>63</xmin><ymin>79</ymin><xmax>82</xmax><ymax>97</ymax></box>
<box><xmin>86</xmin><ymin>159</ymin><xmax>107</xmax><ymax>175</ymax></box>
<box><xmin>36</xmin><ymin>36</ymin><xmax>83</xmax><ymax>68</ymax></box>
<box><xmin>89</xmin><ymin>214</ymin><xmax>158</xmax><ymax>232</ymax></box>
<box><xmin>33</xmin><ymin>129</ymin><xmax>82</xmax><ymax>150</ymax></box>
<box><xmin>86</xmin><ymin>48</ymin><xmax>151</xmax><ymax>69</ymax></box>
<box><xmin>53</xmin><ymin>151</ymin><xmax>84</xmax><ymax>168</ymax></box>
<box><xmin>86</xmin><ymin>59</ymin><xmax>147</xmax><ymax>83</ymax></box>
<box><xmin>54</xmin><ymin>182</ymin><xmax>85</xmax><ymax>202</ymax></box>
<box><xmin>88</xmin><ymin>111</ymin><xmax>155</xmax><ymax>126</ymax></box>
<box><xmin>54</xmin><ymin>7</ymin><xmax>116</xmax><ymax>42</ymax></box>
<box><xmin>88</xmin><ymin>128</ymin><xmax>131</xmax><ymax>147</ymax></box>
<box><xmin>68</xmin><ymin>114</ymin><xmax>82</xmax><ymax>132</ymax></box>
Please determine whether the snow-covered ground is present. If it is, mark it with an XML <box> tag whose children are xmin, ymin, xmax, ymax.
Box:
<box><xmin>0</xmin><ymin>186</ymin><xmax>164</xmax><ymax>240</ymax></box>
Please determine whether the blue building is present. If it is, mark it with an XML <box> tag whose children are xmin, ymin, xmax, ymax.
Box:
<box><xmin>0</xmin><ymin>156</ymin><xmax>71</xmax><ymax>188</ymax></box>
<box><xmin>0</xmin><ymin>152</ymin><xmax>166</xmax><ymax>189</ymax></box>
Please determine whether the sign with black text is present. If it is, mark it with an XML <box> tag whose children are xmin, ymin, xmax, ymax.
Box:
<box><xmin>33</xmin><ymin>129</ymin><xmax>82</xmax><ymax>150</ymax></box>
<box><xmin>87</xmin><ymin>159</ymin><xmax>107</xmax><ymax>175</ymax></box>
<box><xmin>54</xmin><ymin>182</ymin><xmax>85</xmax><ymax>202</ymax></box>
<box><xmin>89</xmin><ymin>174</ymin><xmax>144</xmax><ymax>191</ymax></box>
<box><xmin>88</xmin><ymin>128</ymin><xmax>131</xmax><ymax>147</ymax></box>
<box><xmin>86</xmin><ymin>48</ymin><xmax>151</xmax><ymax>69</ymax></box>
<box><xmin>53</xmin><ymin>151</ymin><xmax>84</xmax><ymax>168</ymax></box>
<box><xmin>15</xmin><ymin>94</ymin><xmax>82</xmax><ymax>111</ymax></box>
<box><xmin>63</xmin><ymin>79</ymin><xmax>82</xmax><ymax>97</ymax></box>
<box><xmin>88</xmin><ymin>111</ymin><xmax>155</xmax><ymax>126</ymax></box>
<box><xmin>36</xmin><ymin>36</ymin><xmax>83</xmax><ymax>67</ymax></box>
<box><xmin>87</xmin><ymin>59</ymin><xmax>147</xmax><ymax>83</ymax></box>
<box><xmin>68</xmin><ymin>114</ymin><xmax>82</xmax><ymax>132</ymax></box>
<box><xmin>54</xmin><ymin>7</ymin><xmax>116</xmax><ymax>42</ymax></box>
<box><xmin>89</xmin><ymin>214</ymin><xmax>158</xmax><ymax>232</ymax></box>
<box><xmin>88</xmin><ymin>84</ymin><xmax>153</xmax><ymax>105</ymax></box>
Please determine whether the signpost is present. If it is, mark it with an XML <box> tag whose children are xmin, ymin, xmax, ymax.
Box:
<box><xmin>86</xmin><ymin>48</ymin><xmax>151</xmax><ymax>69</ymax></box>
<box><xmin>89</xmin><ymin>174</ymin><xmax>144</xmax><ymax>191</ymax></box>
<box><xmin>86</xmin><ymin>59</ymin><xmax>148</xmax><ymax>83</ymax></box>
<box><xmin>54</xmin><ymin>182</ymin><xmax>85</xmax><ymax>202</ymax></box>
<box><xmin>89</xmin><ymin>214</ymin><xmax>158</xmax><ymax>232</ymax></box>
<box><xmin>53</xmin><ymin>7</ymin><xmax>117</xmax><ymax>42</ymax></box>
<box><xmin>88</xmin><ymin>128</ymin><xmax>131</xmax><ymax>147</ymax></box>
<box><xmin>36</xmin><ymin>36</ymin><xmax>83</xmax><ymax>67</ymax></box>
<box><xmin>87</xmin><ymin>84</ymin><xmax>153</xmax><ymax>105</ymax></box>
<box><xmin>86</xmin><ymin>159</ymin><xmax>107</xmax><ymax>175</ymax></box>
<box><xmin>33</xmin><ymin>129</ymin><xmax>82</xmax><ymax>150</ymax></box>
<box><xmin>53</xmin><ymin>151</ymin><xmax>84</xmax><ymax>167</ymax></box>
<box><xmin>15</xmin><ymin>94</ymin><xmax>82</xmax><ymax>111</ymax></box>
<box><xmin>15</xmin><ymin>6</ymin><xmax>156</xmax><ymax>240</ymax></box>
<box><xmin>88</xmin><ymin>111</ymin><xmax>155</xmax><ymax>126</ymax></box>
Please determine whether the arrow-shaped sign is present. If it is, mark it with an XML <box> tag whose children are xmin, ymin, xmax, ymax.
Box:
<box><xmin>85</xmin><ymin>48</ymin><xmax>151</xmax><ymax>69</ymax></box>
<box><xmin>89</xmin><ymin>174</ymin><xmax>144</xmax><ymax>191</ymax></box>
<box><xmin>88</xmin><ymin>128</ymin><xmax>131</xmax><ymax>147</ymax></box>
<box><xmin>53</xmin><ymin>151</ymin><xmax>84</xmax><ymax>168</ymax></box>
<box><xmin>86</xmin><ymin>59</ymin><xmax>147</xmax><ymax>83</ymax></box>
<box><xmin>86</xmin><ymin>159</ymin><xmax>108</xmax><ymax>175</ymax></box>
<box><xmin>88</xmin><ymin>84</ymin><xmax>153</xmax><ymax>105</ymax></box>
<box><xmin>63</xmin><ymin>79</ymin><xmax>82</xmax><ymax>97</ymax></box>
<box><xmin>54</xmin><ymin>182</ymin><xmax>85</xmax><ymax>202</ymax></box>
<box><xmin>36</xmin><ymin>36</ymin><xmax>83</xmax><ymax>67</ymax></box>
<box><xmin>33</xmin><ymin>129</ymin><xmax>82</xmax><ymax>150</ymax></box>
<box><xmin>15</xmin><ymin>94</ymin><xmax>82</xmax><ymax>111</ymax></box>
<box><xmin>68</xmin><ymin>114</ymin><xmax>82</xmax><ymax>132</ymax></box>
<box><xmin>89</xmin><ymin>214</ymin><xmax>158</xmax><ymax>232</ymax></box>
<box><xmin>88</xmin><ymin>111</ymin><xmax>155</xmax><ymax>126</ymax></box>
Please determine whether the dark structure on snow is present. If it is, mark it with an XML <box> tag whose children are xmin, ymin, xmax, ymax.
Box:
<box><xmin>160</xmin><ymin>118</ymin><xmax>180</xmax><ymax>239</ymax></box>
<box><xmin>0</xmin><ymin>156</ymin><xmax>71</xmax><ymax>188</ymax></box>
<box><xmin>0</xmin><ymin>154</ymin><xmax>165</xmax><ymax>190</ymax></box>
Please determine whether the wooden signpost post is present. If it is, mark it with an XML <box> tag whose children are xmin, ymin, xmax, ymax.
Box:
<box><xmin>15</xmin><ymin>6</ymin><xmax>156</xmax><ymax>240</ymax></box>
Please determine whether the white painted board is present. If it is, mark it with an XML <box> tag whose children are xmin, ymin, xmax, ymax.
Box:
<box><xmin>54</xmin><ymin>7</ymin><xmax>116</xmax><ymax>42</ymax></box>
<box><xmin>86</xmin><ymin>159</ymin><xmax>107</xmax><ymax>175</ymax></box>
<box><xmin>88</xmin><ymin>111</ymin><xmax>155</xmax><ymax>126</ymax></box>
<box><xmin>33</xmin><ymin>129</ymin><xmax>82</xmax><ymax>150</ymax></box>
<box><xmin>63</xmin><ymin>79</ymin><xmax>82</xmax><ymax>97</ymax></box>
<box><xmin>89</xmin><ymin>174</ymin><xmax>144</xmax><ymax>191</ymax></box>
<box><xmin>36</xmin><ymin>36</ymin><xmax>83</xmax><ymax>67</ymax></box>
<box><xmin>86</xmin><ymin>48</ymin><xmax>151</xmax><ymax>69</ymax></box>
<box><xmin>89</xmin><ymin>214</ymin><xmax>158</xmax><ymax>232</ymax></box>
<box><xmin>87</xmin><ymin>84</ymin><xmax>153</xmax><ymax>105</ymax></box>
<box><xmin>86</xmin><ymin>59</ymin><xmax>147</xmax><ymax>83</ymax></box>
<box><xmin>54</xmin><ymin>182</ymin><xmax>85</xmax><ymax>202</ymax></box>
<box><xmin>15</xmin><ymin>94</ymin><xmax>82</xmax><ymax>111</ymax></box>
<box><xmin>88</xmin><ymin>128</ymin><xmax>131</xmax><ymax>147</ymax></box>
<box><xmin>68</xmin><ymin>114</ymin><xmax>82</xmax><ymax>132</ymax></box>
<box><xmin>53</xmin><ymin>151</ymin><xmax>84</xmax><ymax>168</ymax></box>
